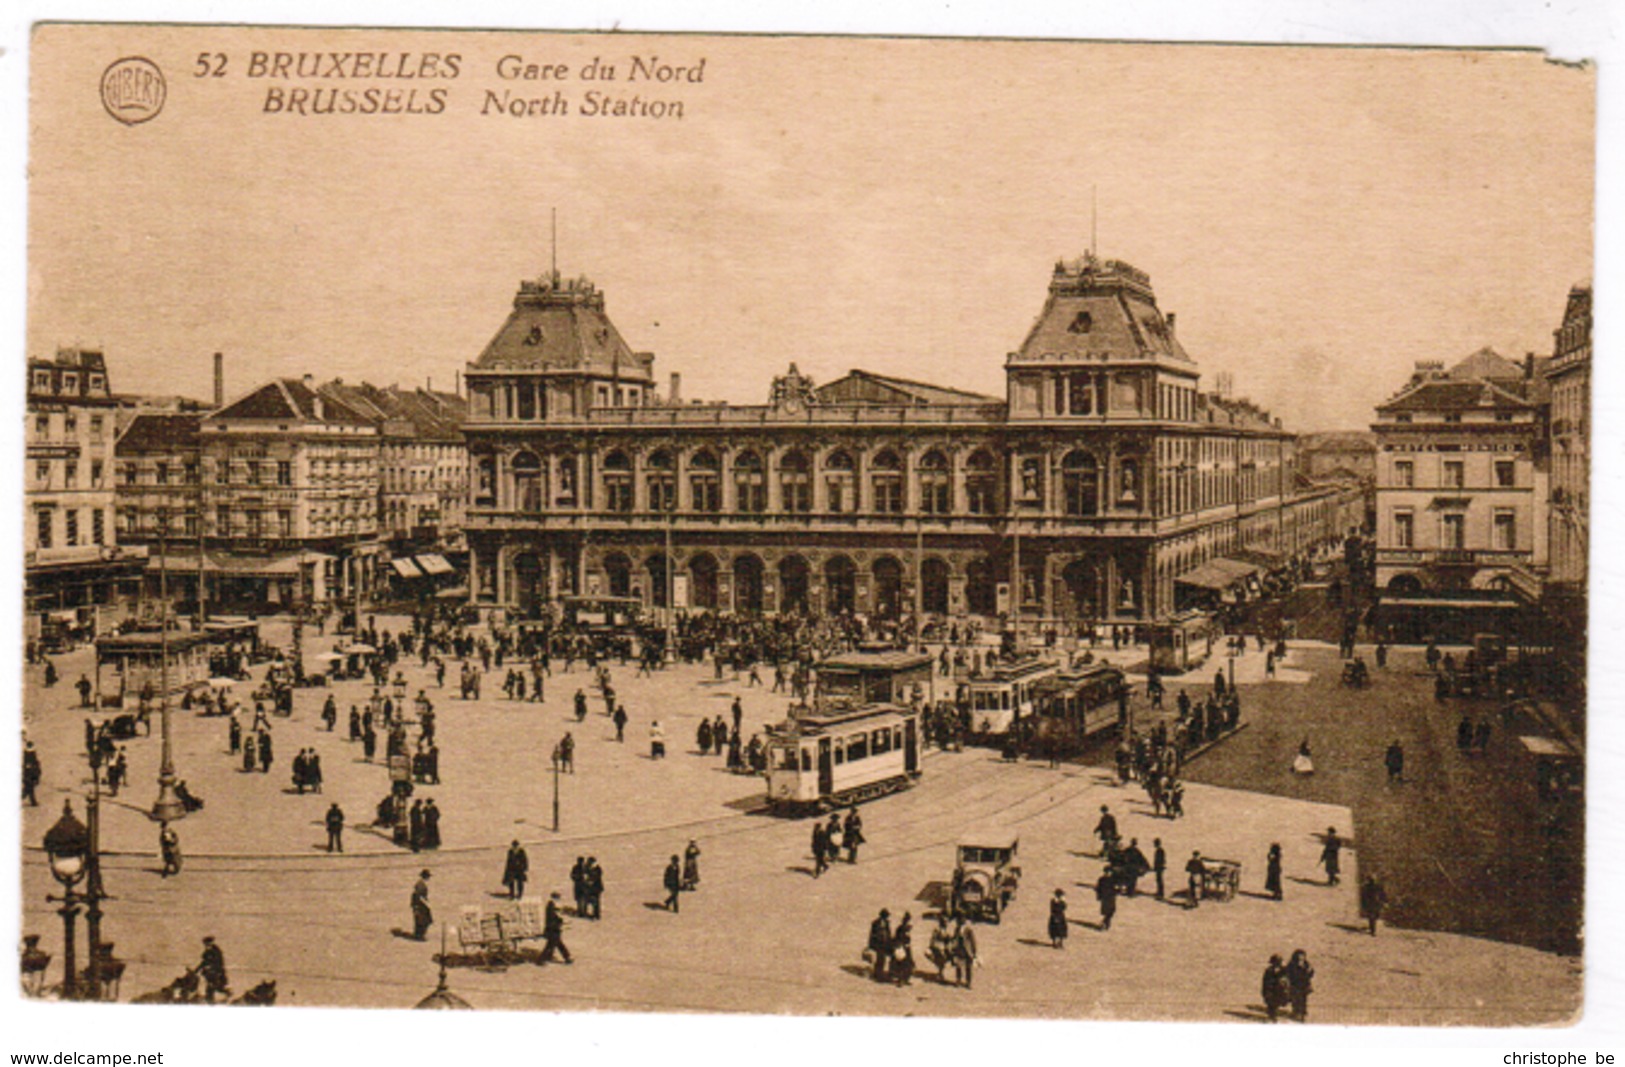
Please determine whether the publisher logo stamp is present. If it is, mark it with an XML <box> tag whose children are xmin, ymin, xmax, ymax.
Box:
<box><xmin>101</xmin><ymin>57</ymin><xmax>166</xmax><ymax>125</ymax></box>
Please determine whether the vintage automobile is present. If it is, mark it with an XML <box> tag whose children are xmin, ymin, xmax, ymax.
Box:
<box><xmin>952</xmin><ymin>833</ymin><xmax>1021</xmax><ymax>923</ymax></box>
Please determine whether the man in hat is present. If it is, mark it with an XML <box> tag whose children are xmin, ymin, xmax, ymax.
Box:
<box><xmin>843</xmin><ymin>806</ymin><xmax>864</xmax><ymax>864</ymax></box>
<box><xmin>1384</xmin><ymin>741</ymin><xmax>1405</xmax><ymax>784</ymax></box>
<box><xmin>867</xmin><ymin>909</ymin><xmax>893</xmax><ymax>982</ymax></box>
<box><xmin>584</xmin><ymin>857</ymin><xmax>603</xmax><ymax>919</ymax></box>
<box><xmin>504</xmin><ymin>841</ymin><xmax>530</xmax><ymax>900</ymax></box>
<box><xmin>411</xmin><ymin>870</ymin><xmax>433</xmax><ymax>940</ymax></box>
<box><xmin>1359</xmin><ymin>874</ymin><xmax>1389</xmax><ymax>936</ymax></box>
<box><xmin>199</xmin><ymin>937</ymin><xmax>229</xmax><ymax>1003</ymax></box>
<box><xmin>1094</xmin><ymin>805</ymin><xmax>1119</xmax><ymax>856</ymax></box>
<box><xmin>1319</xmin><ymin>827</ymin><xmax>1343</xmax><ymax>886</ymax></box>
<box><xmin>325</xmin><ymin>802</ymin><xmax>345</xmax><ymax>853</ymax></box>
<box><xmin>21</xmin><ymin>741</ymin><xmax>41</xmax><ymax>806</ymax></box>
<box><xmin>1185</xmin><ymin>850</ymin><xmax>1207</xmax><ymax>908</ymax></box>
<box><xmin>409</xmin><ymin>799</ymin><xmax>425</xmax><ymax>853</ymax></box>
<box><xmin>540</xmin><ymin>892</ymin><xmax>573</xmax><ymax>964</ymax></box>
<box><xmin>663</xmin><ymin>855</ymin><xmax>683</xmax><ymax>912</ymax></box>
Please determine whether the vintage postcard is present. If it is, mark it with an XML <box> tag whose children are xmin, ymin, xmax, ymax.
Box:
<box><xmin>17</xmin><ymin>23</ymin><xmax>1592</xmax><ymax>1031</ymax></box>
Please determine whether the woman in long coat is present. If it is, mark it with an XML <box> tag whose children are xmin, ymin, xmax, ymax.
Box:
<box><xmin>1261</xmin><ymin>954</ymin><xmax>1290</xmax><ymax>1021</ymax></box>
<box><xmin>242</xmin><ymin>732</ymin><xmax>257</xmax><ymax>773</ymax></box>
<box><xmin>891</xmin><ymin>913</ymin><xmax>916</xmax><ymax>986</ymax></box>
<box><xmin>1285</xmin><ymin>949</ymin><xmax>1315</xmax><ymax>1021</ymax></box>
<box><xmin>1265</xmin><ymin>843</ymin><xmax>1283</xmax><ymax>901</ymax></box>
<box><xmin>1048</xmin><ymin>889</ymin><xmax>1069</xmax><ymax>948</ymax></box>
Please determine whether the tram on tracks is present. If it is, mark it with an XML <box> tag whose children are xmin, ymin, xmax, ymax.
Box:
<box><xmin>765</xmin><ymin>701</ymin><xmax>923</xmax><ymax>815</ymax></box>
<box><xmin>815</xmin><ymin>648</ymin><xmax>933</xmax><ymax>707</ymax></box>
<box><xmin>958</xmin><ymin>653</ymin><xmax>1061</xmax><ymax>743</ymax></box>
<box><xmin>1027</xmin><ymin>662</ymin><xmax>1129</xmax><ymax>756</ymax></box>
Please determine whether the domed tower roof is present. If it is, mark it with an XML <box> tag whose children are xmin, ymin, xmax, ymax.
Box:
<box><xmin>472</xmin><ymin>273</ymin><xmax>653</xmax><ymax>382</ymax></box>
<box><xmin>1009</xmin><ymin>254</ymin><xmax>1195</xmax><ymax>373</ymax></box>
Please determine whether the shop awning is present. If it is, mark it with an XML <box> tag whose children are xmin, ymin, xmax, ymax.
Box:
<box><xmin>1233</xmin><ymin>548</ymin><xmax>1287</xmax><ymax>570</ymax></box>
<box><xmin>145</xmin><ymin>550</ymin><xmax>333</xmax><ymax>578</ymax></box>
<box><xmin>1519</xmin><ymin>735</ymin><xmax>1578</xmax><ymax>759</ymax></box>
<box><xmin>391</xmin><ymin>558</ymin><xmax>425</xmax><ymax>578</ymax></box>
<box><xmin>1175</xmin><ymin>558</ymin><xmax>1259</xmax><ymax>590</ymax></box>
<box><xmin>415</xmin><ymin>553</ymin><xmax>455</xmax><ymax>576</ymax></box>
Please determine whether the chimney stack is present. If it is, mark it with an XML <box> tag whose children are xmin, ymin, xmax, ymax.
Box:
<box><xmin>1166</xmin><ymin>313</ymin><xmax>1176</xmax><ymax>333</ymax></box>
<box><xmin>1525</xmin><ymin>351</ymin><xmax>1536</xmax><ymax>380</ymax></box>
<box><xmin>669</xmin><ymin>372</ymin><xmax>682</xmax><ymax>405</ymax></box>
<box><xmin>213</xmin><ymin>352</ymin><xmax>224</xmax><ymax>408</ymax></box>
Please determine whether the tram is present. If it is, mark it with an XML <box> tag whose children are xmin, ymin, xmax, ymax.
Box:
<box><xmin>959</xmin><ymin>653</ymin><xmax>1061</xmax><ymax>743</ymax></box>
<box><xmin>815</xmin><ymin>648</ymin><xmax>933</xmax><ymax>707</ymax></box>
<box><xmin>1027</xmin><ymin>662</ymin><xmax>1129</xmax><ymax>755</ymax></box>
<box><xmin>765</xmin><ymin>702</ymin><xmax>923</xmax><ymax>815</ymax></box>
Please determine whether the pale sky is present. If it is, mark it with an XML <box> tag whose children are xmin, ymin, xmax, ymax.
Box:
<box><xmin>29</xmin><ymin>28</ymin><xmax>1594</xmax><ymax>431</ymax></box>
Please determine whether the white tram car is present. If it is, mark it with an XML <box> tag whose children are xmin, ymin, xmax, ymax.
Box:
<box><xmin>765</xmin><ymin>702</ymin><xmax>923</xmax><ymax>815</ymax></box>
<box><xmin>959</xmin><ymin>654</ymin><xmax>1061</xmax><ymax>742</ymax></box>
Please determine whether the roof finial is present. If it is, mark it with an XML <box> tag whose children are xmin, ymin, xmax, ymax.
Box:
<box><xmin>550</xmin><ymin>207</ymin><xmax>558</xmax><ymax>284</ymax></box>
<box><xmin>1090</xmin><ymin>184</ymin><xmax>1098</xmax><ymax>260</ymax></box>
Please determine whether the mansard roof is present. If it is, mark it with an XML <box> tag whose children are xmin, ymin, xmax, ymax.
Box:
<box><xmin>472</xmin><ymin>274</ymin><xmax>654</xmax><ymax>381</ymax></box>
<box><xmin>1010</xmin><ymin>255</ymin><xmax>1195</xmax><ymax>370</ymax></box>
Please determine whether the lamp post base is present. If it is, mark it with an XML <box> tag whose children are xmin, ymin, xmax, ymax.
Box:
<box><xmin>150</xmin><ymin>777</ymin><xmax>186</xmax><ymax>824</ymax></box>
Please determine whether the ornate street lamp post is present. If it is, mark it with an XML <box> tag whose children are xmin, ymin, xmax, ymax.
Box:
<box><xmin>151</xmin><ymin>518</ymin><xmax>185</xmax><ymax>823</ymax></box>
<box><xmin>43</xmin><ymin>801</ymin><xmax>90</xmax><ymax>1000</ymax></box>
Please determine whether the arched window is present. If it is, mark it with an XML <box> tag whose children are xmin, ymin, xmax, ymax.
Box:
<box><xmin>647</xmin><ymin>449</ymin><xmax>675</xmax><ymax>512</ymax></box>
<box><xmin>825</xmin><ymin>450</ymin><xmax>856</xmax><ymax>514</ymax></box>
<box><xmin>779</xmin><ymin>450</ymin><xmax>811</xmax><ymax>514</ymax></box>
<box><xmin>966</xmin><ymin>449</ymin><xmax>998</xmax><ymax>515</ymax></box>
<box><xmin>1062</xmin><ymin>450</ymin><xmax>1099</xmax><ymax>517</ymax></box>
<box><xmin>919</xmin><ymin>450</ymin><xmax>952</xmax><ymax>515</ymax></box>
<box><xmin>603</xmin><ymin>451</ymin><xmax>633</xmax><ymax>514</ymax></box>
<box><xmin>734</xmin><ymin>451</ymin><xmax>766</xmax><ymax>514</ymax></box>
<box><xmin>871</xmin><ymin>450</ymin><xmax>903</xmax><ymax>515</ymax></box>
<box><xmin>689</xmin><ymin>451</ymin><xmax>720</xmax><ymax>513</ymax></box>
<box><xmin>512</xmin><ymin>451</ymin><xmax>544</xmax><ymax>513</ymax></box>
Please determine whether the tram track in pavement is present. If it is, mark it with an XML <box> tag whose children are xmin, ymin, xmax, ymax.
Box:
<box><xmin>41</xmin><ymin>743</ymin><xmax>1020</xmax><ymax>877</ymax></box>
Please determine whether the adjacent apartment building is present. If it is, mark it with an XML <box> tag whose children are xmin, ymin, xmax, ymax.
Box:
<box><xmin>1372</xmin><ymin>348</ymin><xmax>1549</xmax><ymax>601</ymax></box>
<box><xmin>26</xmin><ymin>347</ymin><xmax>147</xmax><ymax>634</ymax></box>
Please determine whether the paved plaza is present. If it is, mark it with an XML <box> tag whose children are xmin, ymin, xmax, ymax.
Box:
<box><xmin>20</xmin><ymin>617</ymin><xmax>1579</xmax><ymax>1022</ymax></box>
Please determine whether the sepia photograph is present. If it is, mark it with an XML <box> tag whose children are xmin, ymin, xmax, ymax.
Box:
<box><xmin>8</xmin><ymin>6</ymin><xmax>1614</xmax><ymax>1057</ymax></box>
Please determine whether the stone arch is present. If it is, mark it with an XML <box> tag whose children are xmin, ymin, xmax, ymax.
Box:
<box><xmin>921</xmin><ymin>556</ymin><xmax>950</xmax><ymax>615</ymax></box>
<box><xmin>511</xmin><ymin>551</ymin><xmax>545</xmax><ymax>615</ymax></box>
<box><xmin>687</xmin><ymin>552</ymin><xmax>719</xmax><ymax>610</ymax></box>
<box><xmin>511</xmin><ymin>450</ymin><xmax>544</xmax><ymax>513</ymax></box>
<box><xmin>873</xmin><ymin>556</ymin><xmax>904</xmax><ymax>618</ymax></box>
<box><xmin>1061</xmin><ymin>557</ymin><xmax>1104</xmax><ymax>619</ymax></box>
<box><xmin>1387</xmin><ymin>573</ymin><xmax>1424</xmax><ymax>595</ymax></box>
<box><xmin>779</xmin><ymin>555</ymin><xmax>810</xmax><ymax>613</ymax></box>
<box><xmin>733</xmin><ymin>553</ymin><xmax>765</xmax><ymax>612</ymax></box>
<box><xmin>603</xmin><ymin>552</ymin><xmax>633</xmax><ymax>598</ymax></box>
<box><xmin>966</xmin><ymin>556</ymin><xmax>998</xmax><ymax>616</ymax></box>
<box><xmin>1061</xmin><ymin>449</ymin><xmax>1101</xmax><ymax>517</ymax></box>
<box><xmin>825</xmin><ymin>555</ymin><xmax>857</xmax><ymax>614</ymax></box>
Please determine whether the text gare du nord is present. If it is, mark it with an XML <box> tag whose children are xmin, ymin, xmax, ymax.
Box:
<box><xmin>483</xmin><ymin>55</ymin><xmax>706</xmax><ymax>119</ymax></box>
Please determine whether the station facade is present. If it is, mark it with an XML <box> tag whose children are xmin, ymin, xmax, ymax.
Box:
<box><xmin>461</xmin><ymin>255</ymin><xmax>1359</xmax><ymax>626</ymax></box>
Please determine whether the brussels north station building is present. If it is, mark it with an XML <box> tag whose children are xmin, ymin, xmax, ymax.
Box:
<box><xmin>461</xmin><ymin>253</ymin><xmax>1361</xmax><ymax>628</ymax></box>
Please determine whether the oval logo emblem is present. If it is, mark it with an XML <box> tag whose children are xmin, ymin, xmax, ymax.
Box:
<box><xmin>101</xmin><ymin>57</ymin><xmax>166</xmax><ymax>126</ymax></box>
